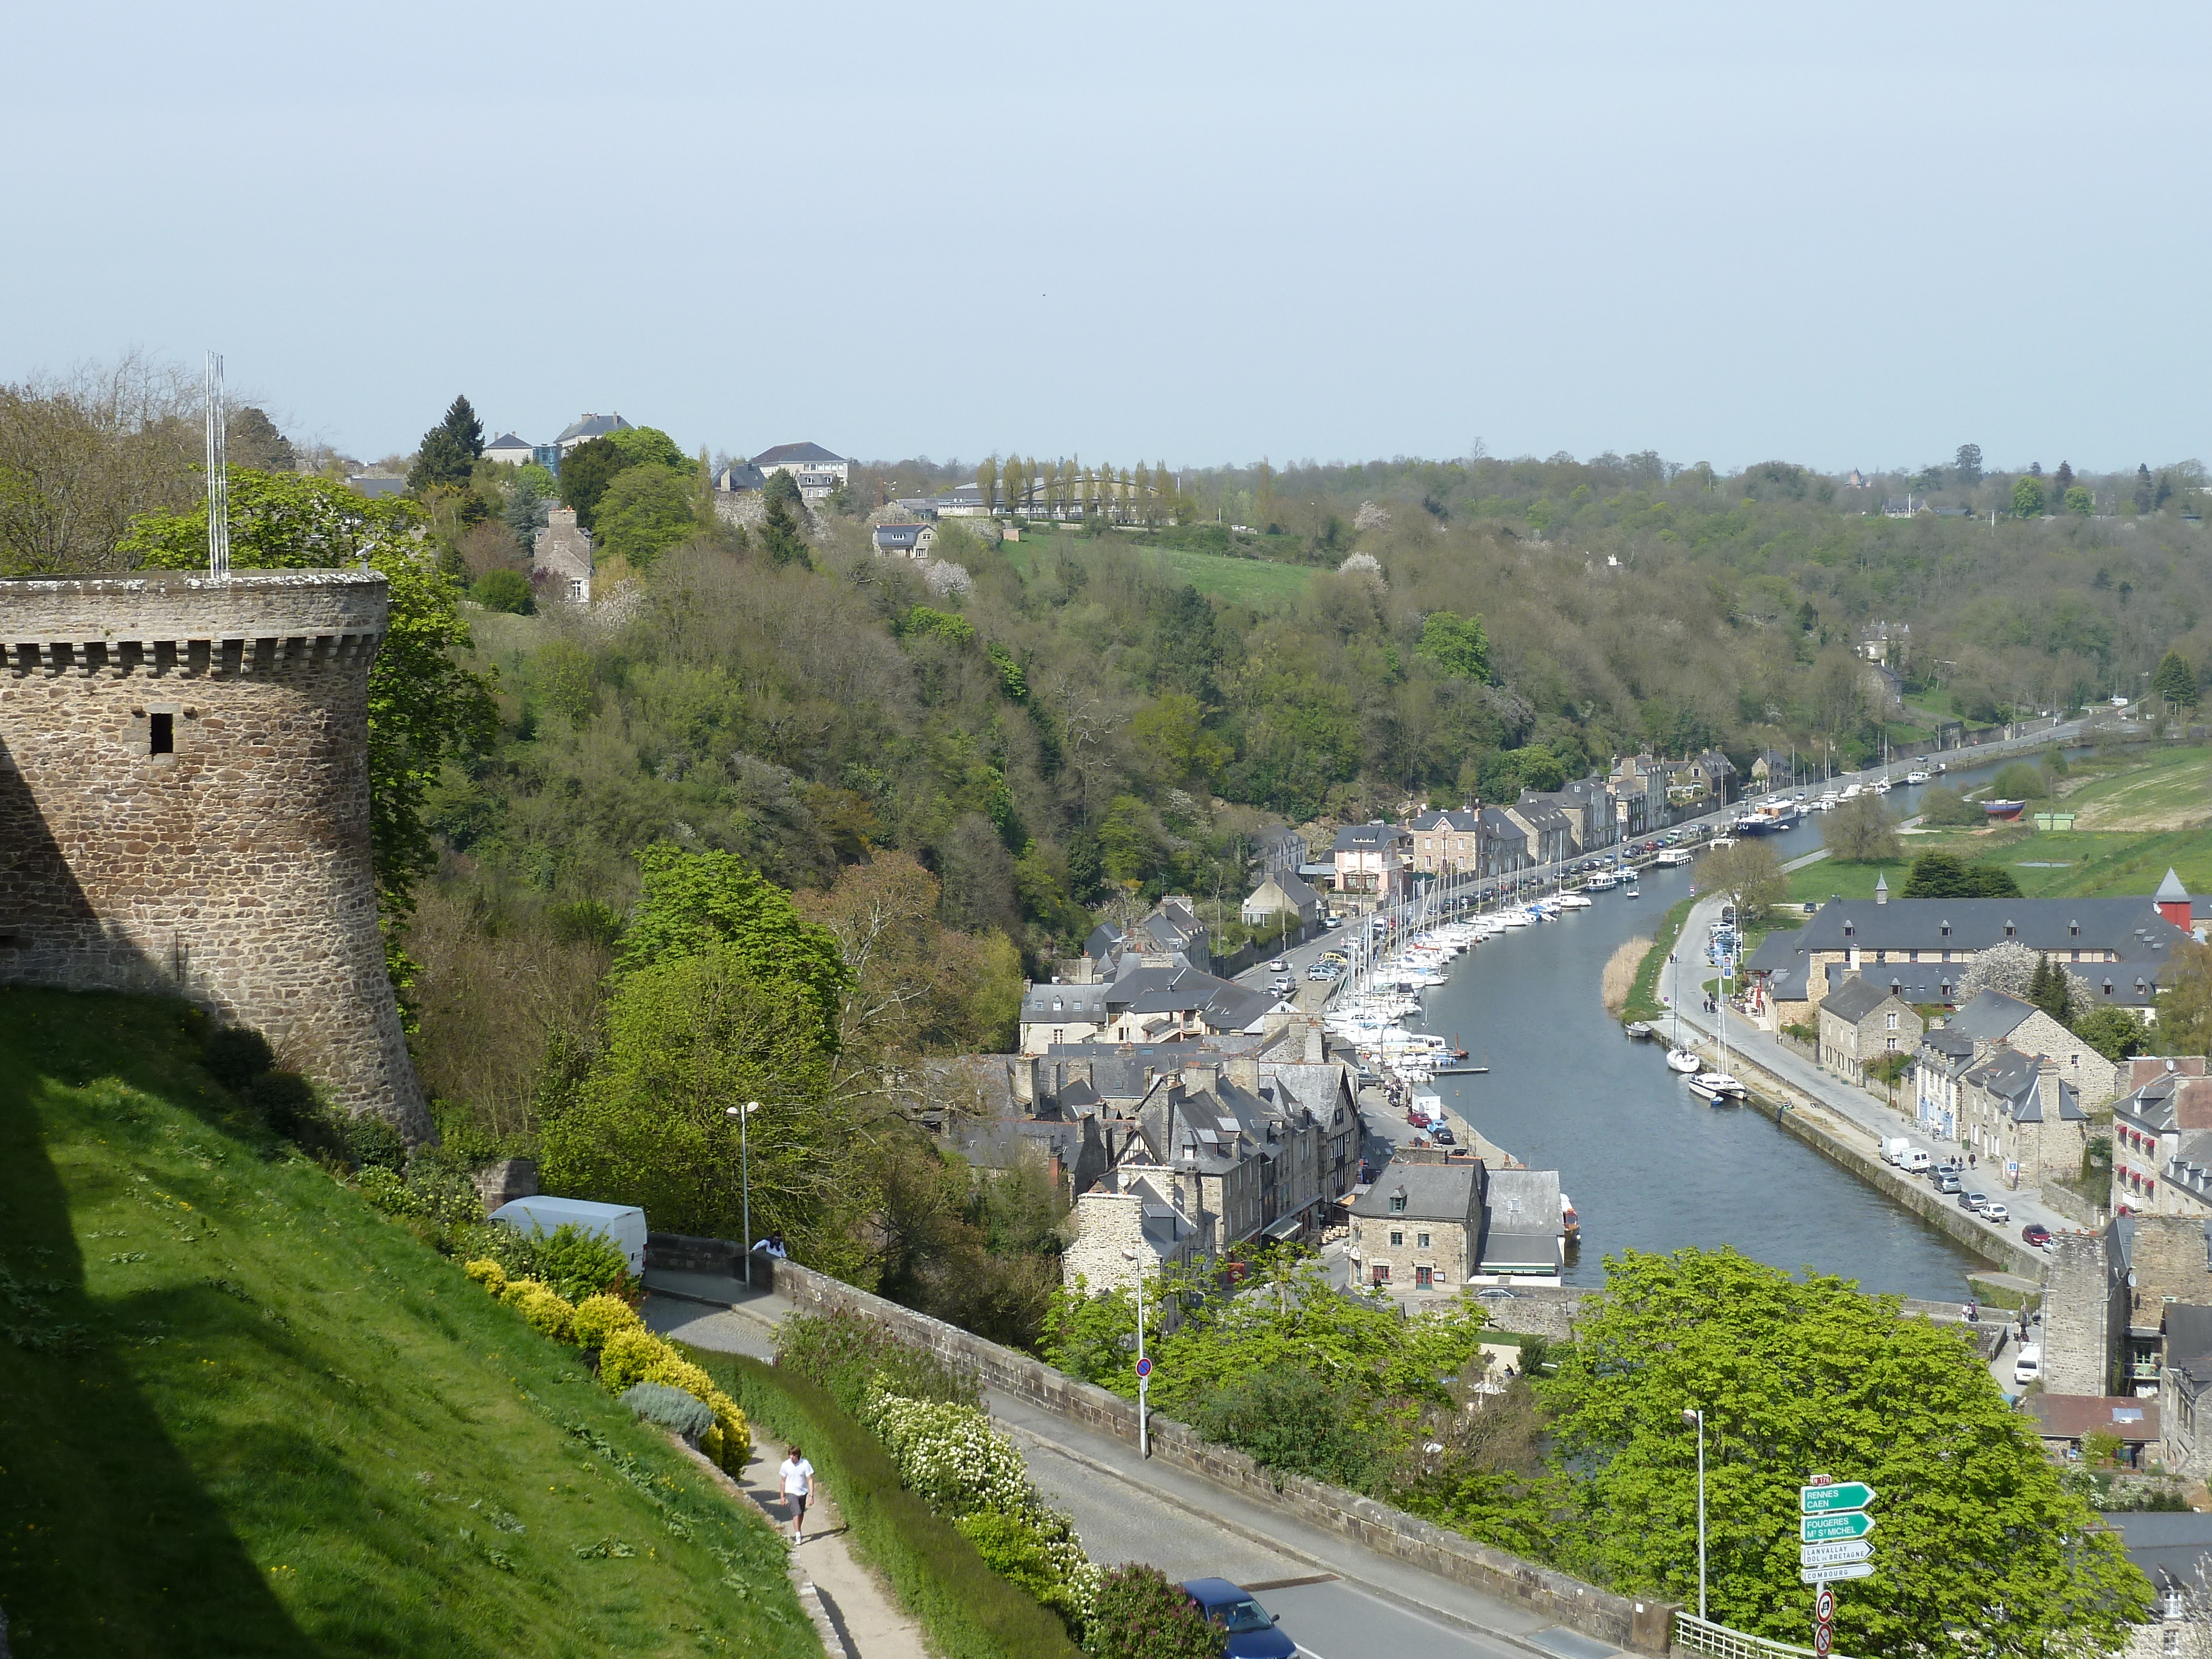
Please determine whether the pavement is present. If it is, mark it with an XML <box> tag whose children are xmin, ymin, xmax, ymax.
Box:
<box><xmin>645</xmin><ymin>1270</ymin><xmax>1601</xmax><ymax>1659</ymax></box>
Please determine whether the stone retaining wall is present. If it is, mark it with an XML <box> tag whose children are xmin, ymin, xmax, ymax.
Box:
<box><xmin>2038</xmin><ymin>1181</ymin><xmax>2104</xmax><ymax>1229</ymax></box>
<box><xmin>645</xmin><ymin>1233</ymin><xmax>1676</xmax><ymax>1654</ymax></box>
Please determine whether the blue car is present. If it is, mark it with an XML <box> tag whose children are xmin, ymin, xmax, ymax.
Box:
<box><xmin>1181</xmin><ymin>1579</ymin><xmax>1296</xmax><ymax>1658</ymax></box>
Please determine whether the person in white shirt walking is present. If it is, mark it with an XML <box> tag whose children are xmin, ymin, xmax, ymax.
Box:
<box><xmin>778</xmin><ymin>1444</ymin><xmax>817</xmax><ymax>1543</ymax></box>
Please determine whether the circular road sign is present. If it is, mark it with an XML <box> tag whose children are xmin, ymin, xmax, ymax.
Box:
<box><xmin>1816</xmin><ymin>1588</ymin><xmax>1836</xmax><ymax>1624</ymax></box>
<box><xmin>1135</xmin><ymin>1357</ymin><xmax>1153</xmax><ymax>1380</ymax></box>
<box><xmin>1813</xmin><ymin>1622</ymin><xmax>1833</xmax><ymax>1658</ymax></box>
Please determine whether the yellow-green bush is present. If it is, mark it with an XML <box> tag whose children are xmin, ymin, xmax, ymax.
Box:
<box><xmin>462</xmin><ymin>1262</ymin><xmax>753</xmax><ymax>1473</ymax></box>
<box><xmin>598</xmin><ymin>1324</ymin><xmax>677</xmax><ymax>1393</ymax></box>
<box><xmin>463</xmin><ymin>1258</ymin><xmax>507</xmax><ymax>1295</ymax></box>
<box><xmin>516</xmin><ymin>1284</ymin><xmax>576</xmax><ymax>1342</ymax></box>
<box><xmin>571</xmin><ymin>1292</ymin><xmax>641</xmax><ymax>1350</ymax></box>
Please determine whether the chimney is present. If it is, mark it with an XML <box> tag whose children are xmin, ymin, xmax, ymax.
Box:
<box><xmin>2156</xmin><ymin>868</ymin><xmax>2193</xmax><ymax>932</ymax></box>
<box><xmin>1225</xmin><ymin>1056</ymin><xmax>1260</xmax><ymax>1093</ymax></box>
<box><xmin>2037</xmin><ymin>1056</ymin><xmax>2062</xmax><ymax>1119</ymax></box>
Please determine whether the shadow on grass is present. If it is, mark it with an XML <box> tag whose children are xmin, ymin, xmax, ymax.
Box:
<box><xmin>0</xmin><ymin>1001</ymin><xmax>319</xmax><ymax>1654</ymax></box>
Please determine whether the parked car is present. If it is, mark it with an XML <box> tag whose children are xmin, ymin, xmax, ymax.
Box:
<box><xmin>1180</xmin><ymin>1580</ymin><xmax>1296</xmax><ymax>1659</ymax></box>
<box><xmin>1983</xmin><ymin>1202</ymin><xmax>2010</xmax><ymax>1223</ymax></box>
<box><xmin>1961</xmin><ymin>1192</ymin><xmax>1989</xmax><ymax>1213</ymax></box>
<box><xmin>2021</xmin><ymin>1223</ymin><xmax>2053</xmax><ymax>1247</ymax></box>
<box><xmin>1433</xmin><ymin>1126</ymin><xmax>1455</xmax><ymax>1145</ymax></box>
<box><xmin>2013</xmin><ymin>1343</ymin><xmax>2043</xmax><ymax>1385</ymax></box>
<box><xmin>1269</xmin><ymin>960</ymin><xmax>1287</xmax><ymax>972</ymax></box>
<box><xmin>1935</xmin><ymin>1172</ymin><xmax>1962</xmax><ymax>1194</ymax></box>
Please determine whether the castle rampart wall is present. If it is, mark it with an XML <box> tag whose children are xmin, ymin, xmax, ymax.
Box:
<box><xmin>0</xmin><ymin>571</ymin><xmax>429</xmax><ymax>1135</ymax></box>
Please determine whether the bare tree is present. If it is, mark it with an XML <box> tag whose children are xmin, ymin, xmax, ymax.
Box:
<box><xmin>0</xmin><ymin>352</ymin><xmax>203</xmax><ymax>573</ymax></box>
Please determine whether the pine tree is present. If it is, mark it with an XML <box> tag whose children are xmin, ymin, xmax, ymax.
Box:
<box><xmin>2027</xmin><ymin>952</ymin><xmax>2052</xmax><ymax>1015</ymax></box>
<box><xmin>441</xmin><ymin>395</ymin><xmax>484</xmax><ymax>461</ymax></box>
<box><xmin>2152</xmin><ymin>649</ymin><xmax>2199</xmax><ymax>709</ymax></box>
<box><xmin>2134</xmin><ymin>464</ymin><xmax>2154</xmax><ymax>514</ymax></box>
<box><xmin>2054</xmin><ymin>460</ymin><xmax>2074</xmax><ymax>493</ymax></box>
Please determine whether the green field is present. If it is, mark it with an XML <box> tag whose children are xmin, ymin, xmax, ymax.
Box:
<box><xmin>0</xmin><ymin>988</ymin><xmax>810</xmax><ymax>1658</ymax></box>
<box><xmin>2060</xmin><ymin>746</ymin><xmax>2212</xmax><ymax>831</ymax></box>
<box><xmin>1014</xmin><ymin>524</ymin><xmax>1317</xmax><ymax>608</ymax></box>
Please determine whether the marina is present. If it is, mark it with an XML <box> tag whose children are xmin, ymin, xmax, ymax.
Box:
<box><xmin>1335</xmin><ymin>753</ymin><xmax>2060</xmax><ymax>1298</ymax></box>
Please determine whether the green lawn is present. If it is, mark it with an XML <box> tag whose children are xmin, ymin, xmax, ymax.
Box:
<box><xmin>1012</xmin><ymin>523</ymin><xmax>1317</xmax><ymax>608</ymax></box>
<box><xmin>0</xmin><ymin>988</ymin><xmax>812</xmax><ymax>1659</ymax></box>
<box><xmin>2058</xmin><ymin>745</ymin><xmax>2212</xmax><ymax>832</ymax></box>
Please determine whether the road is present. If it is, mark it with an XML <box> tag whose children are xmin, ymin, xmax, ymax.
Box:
<box><xmin>643</xmin><ymin>1278</ymin><xmax>1594</xmax><ymax>1659</ymax></box>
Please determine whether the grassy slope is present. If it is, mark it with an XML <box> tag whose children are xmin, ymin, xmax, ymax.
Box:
<box><xmin>0</xmin><ymin>987</ymin><xmax>815</xmax><ymax>1659</ymax></box>
<box><xmin>1013</xmin><ymin>524</ymin><xmax>1317</xmax><ymax>607</ymax></box>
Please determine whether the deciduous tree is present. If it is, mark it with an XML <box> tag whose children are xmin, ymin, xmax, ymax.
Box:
<box><xmin>1824</xmin><ymin>793</ymin><xmax>1901</xmax><ymax>863</ymax></box>
<box><xmin>591</xmin><ymin>462</ymin><xmax>697</xmax><ymax>568</ymax></box>
<box><xmin>1540</xmin><ymin>1248</ymin><xmax>2150</xmax><ymax>1656</ymax></box>
<box><xmin>557</xmin><ymin>436</ymin><xmax>628</xmax><ymax>532</ymax></box>
<box><xmin>121</xmin><ymin>469</ymin><xmax>494</xmax><ymax>905</ymax></box>
<box><xmin>1697</xmin><ymin>839</ymin><xmax>1784</xmax><ymax>922</ymax></box>
<box><xmin>2012</xmin><ymin>474</ymin><xmax>2047</xmax><ymax>518</ymax></box>
<box><xmin>1417</xmin><ymin>609</ymin><xmax>1491</xmax><ymax>680</ymax></box>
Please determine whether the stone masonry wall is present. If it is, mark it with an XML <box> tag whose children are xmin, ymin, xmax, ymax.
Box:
<box><xmin>2042</xmin><ymin>1231</ymin><xmax>2119</xmax><ymax>1396</ymax></box>
<box><xmin>0</xmin><ymin>572</ymin><xmax>429</xmax><ymax>1136</ymax></box>
<box><xmin>644</xmin><ymin>1234</ymin><xmax>1677</xmax><ymax>1655</ymax></box>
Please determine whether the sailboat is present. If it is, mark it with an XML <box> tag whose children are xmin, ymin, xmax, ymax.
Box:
<box><xmin>1689</xmin><ymin>941</ymin><xmax>1746</xmax><ymax>1100</ymax></box>
<box><xmin>1665</xmin><ymin>952</ymin><xmax>1700</xmax><ymax>1074</ymax></box>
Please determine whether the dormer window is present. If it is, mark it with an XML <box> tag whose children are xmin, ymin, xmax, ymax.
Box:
<box><xmin>1940</xmin><ymin>921</ymin><xmax>1951</xmax><ymax>937</ymax></box>
<box><xmin>1389</xmin><ymin>1190</ymin><xmax>1407</xmax><ymax>1214</ymax></box>
<box><xmin>2004</xmin><ymin>921</ymin><xmax>2016</xmax><ymax>938</ymax></box>
<box><xmin>2070</xmin><ymin>921</ymin><xmax>2080</xmax><ymax>937</ymax></box>
<box><xmin>1843</xmin><ymin>922</ymin><xmax>1854</xmax><ymax>937</ymax></box>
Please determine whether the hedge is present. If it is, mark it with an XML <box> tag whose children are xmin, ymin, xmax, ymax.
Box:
<box><xmin>713</xmin><ymin>1353</ymin><xmax>1082</xmax><ymax>1659</ymax></box>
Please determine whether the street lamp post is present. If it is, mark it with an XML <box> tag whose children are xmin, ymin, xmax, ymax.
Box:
<box><xmin>1682</xmin><ymin>1407</ymin><xmax>1707</xmax><ymax>1619</ymax></box>
<box><xmin>725</xmin><ymin>1101</ymin><xmax>761</xmax><ymax>1286</ymax></box>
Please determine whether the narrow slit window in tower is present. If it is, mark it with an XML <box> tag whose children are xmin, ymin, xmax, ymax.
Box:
<box><xmin>150</xmin><ymin>713</ymin><xmax>174</xmax><ymax>755</ymax></box>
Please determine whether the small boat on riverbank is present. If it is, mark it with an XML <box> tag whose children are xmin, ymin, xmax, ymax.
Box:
<box><xmin>1665</xmin><ymin>1048</ymin><xmax>1700</xmax><ymax>1073</ymax></box>
<box><xmin>1623</xmin><ymin>1020</ymin><xmax>1655</xmax><ymax>1040</ymax></box>
<box><xmin>1689</xmin><ymin>1071</ymin><xmax>1746</xmax><ymax>1102</ymax></box>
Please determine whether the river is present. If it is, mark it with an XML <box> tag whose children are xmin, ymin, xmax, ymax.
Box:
<box><xmin>1416</xmin><ymin>753</ymin><xmax>2057</xmax><ymax>1299</ymax></box>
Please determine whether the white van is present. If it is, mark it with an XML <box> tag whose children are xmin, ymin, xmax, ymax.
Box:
<box><xmin>489</xmin><ymin>1196</ymin><xmax>649</xmax><ymax>1277</ymax></box>
<box><xmin>2013</xmin><ymin>1343</ymin><xmax>2043</xmax><ymax>1386</ymax></box>
<box><xmin>1881</xmin><ymin>1137</ymin><xmax>1910</xmax><ymax>1165</ymax></box>
<box><xmin>1900</xmin><ymin>1147</ymin><xmax>1932</xmax><ymax>1175</ymax></box>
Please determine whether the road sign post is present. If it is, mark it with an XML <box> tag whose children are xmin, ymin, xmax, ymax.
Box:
<box><xmin>1802</xmin><ymin>1477</ymin><xmax>1875</xmax><ymax>1645</ymax></box>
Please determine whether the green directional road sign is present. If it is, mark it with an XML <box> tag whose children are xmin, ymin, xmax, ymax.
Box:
<box><xmin>1801</xmin><ymin>1511</ymin><xmax>1877</xmax><ymax>1543</ymax></box>
<box><xmin>1801</xmin><ymin>1482</ymin><xmax>1877</xmax><ymax>1514</ymax></box>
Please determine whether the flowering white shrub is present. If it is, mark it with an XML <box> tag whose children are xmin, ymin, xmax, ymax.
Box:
<box><xmin>860</xmin><ymin>1384</ymin><xmax>1105</xmax><ymax>1625</ymax></box>
<box><xmin>920</xmin><ymin>558</ymin><xmax>973</xmax><ymax>599</ymax></box>
<box><xmin>861</xmin><ymin>1386</ymin><xmax>1034</xmax><ymax>1517</ymax></box>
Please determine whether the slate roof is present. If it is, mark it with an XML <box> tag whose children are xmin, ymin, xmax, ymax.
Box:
<box><xmin>2105</xmin><ymin>1511</ymin><xmax>2212</xmax><ymax>1594</ymax></box>
<box><xmin>1819</xmin><ymin>974</ymin><xmax>1893</xmax><ymax>1024</ymax></box>
<box><xmin>1964</xmin><ymin>1050</ymin><xmax>2082</xmax><ymax>1124</ymax></box>
<box><xmin>1245</xmin><ymin>870</ymin><xmax>1321</xmax><ymax>910</ymax></box>
<box><xmin>1942</xmin><ymin>989</ymin><xmax>2037</xmax><ymax>1044</ymax></box>
<box><xmin>1021</xmin><ymin>965</ymin><xmax>1272</xmax><ymax>1034</ymax></box>
<box><xmin>2112</xmin><ymin>1061</ymin><xmax>2212</xmax><ymax>1135</ymax></box>
<box><xmin>1794</xmin><ymin>896</ymin><xmax>2189</xmax><ymax>957</ymax></box>
<box><xmin>1410</xmin><ymin>808</ymin><xmax>1482</xmax><ymax>832</ymax></box>
<box><xmin>1331</xmin><ymin>822</ymin><xmax>1410</xmax><ymax>854</ymax></box>
<box><xmin>1349</xmin><ymin>1161</ymin><xmax>1481</xmax><ymax>1222</ymax></box>
<box><xmin>2158</xmin><ymin>868</ymin><xmax>2192</xmax><ymax>904</ymax></box>
<box><xmin>716</xmin><ymin>462</ymin><xmax>768</xmax><ymax>492</ymax></box>
<box><xmin>347</xmin><ymin>474</ymin><xmax>408</xmax><ymax>498</ymax></box>
<box><xmin>753</xmin><ymin>441</ymin><xmax>844</xmax><ymax>467</ymax></box>
<box><xmin>555</xmin><ymin>413</ymin><xmax>632</xmax><ymax>445</ymax></box>
<box><xmin>2166</xmin><ymin>1305</ymin><xmax>2212</xmax><ymax>1368</ymax></box>
<box><xmin>484</xmin><ymin>432</ymin><xmax>534</xmax><ymax>452</ymax></box>
<box><xmin>873</xmin><ymin>523</ymin><xmax>931</xmax><ymax>550</ymax></box>
<box><xmin>1480</xmin><ymin>807</ymin><xmax>1527</xmax><ymax>846</ymax></box>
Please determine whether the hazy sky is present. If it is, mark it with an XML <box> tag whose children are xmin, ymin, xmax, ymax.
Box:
<box><xmin>7</xmin><ymin>2</ymin><xmax>2207</xmax><ymax>474</ymax></box>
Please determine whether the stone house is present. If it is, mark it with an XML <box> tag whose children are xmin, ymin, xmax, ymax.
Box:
<box><xmin>532</xmin><ymin>506</ymin><xmax>593</xmax><ymax>604</ymax></box>
<box><xmin>2023</xmin><ymin>1393</ymin><xmax>2159</xmax><ymax>1467</ymax></box>
<box><xmin>1959</xmin><ymin>1047</ymin><xmax>2089</xmax><ymax>1191</ymax></box>
<box><xmin>1550</xmin><ymin>777</ymin><xmax>1620</xmax><ymax>852</ymax></box>
<box><xmin>1913</xmin><ymin>989</ymin><xmax>2121</xmax><ymax>1141</ymax></box>
<box><xmin>1609</xmin><ymin>753</ymin><xmax>1679</xmax><ymax>824</ymax></box>
<box><xmin>1749</xmin><ymin>749</ymin><xmax>1798</xmax><ymax>791</ymax></box>
<box><xmin>1348</xmin><ymin>1162</ymin><xmax>1484</xmax><ymax>1292</ymax></box>
<box><xmin>1134</xmin><ymin>1060</ymin><xmax>1332</xmax><ymax>1248</ymax></box>
<box><xmin>872</xmin><ymin>522</ymin><xmax>936</xmax><ymax>559</ymax></box>
<box><xmin>2107</xmin><ymin>1511</ymin><xmax>2212</xmax><ymax>1659</ymax></box>
<box><xmin>1504</xmin><ymin>794</ymin><xmax>1577</xmax><ymax>866</ymax></box>
<box><xmin>751</xmin><ymin>442</ymin><xmax>847</xmax><ymax>500</ymax></box>
<box><xmin>1683</xmin><ymin>749</ymin><xmax>1738</xmax><ymax>806</ymax></box>
<box><xmin>1015</xmin><ymin>964</ymin><xmax>1275</xmax><ymax>1054</ymax></box>
<box><xmin>1240</xmin><ymin>869</ymin><xmax>1321</xmax><ymax>928</ymax></box>
<box><xmin>1748</xmin><ymin>894</ymin><xmax>2190</xmax><ymax>1036</ymax></box>
<box><xmin>2112</xmin><ymin>1058</ymin><xmax>2212</xmax><ymax>1215</ymax></box>
<box><xmin>1408</xmin><ymin>807</ymin><xmax>1482</xmax><ymax>875</ymax></box>
<box><xmin>1060</xmin><ymin>1165</ymin><xmax>1211</xmax><ymax>1300</ymax></box>
<box><xmin>1478</xmin><ymin>806</ymin><xmax>1529</xmax><ymax>877</ymax></box>
<box><xmin>1815</xmin><ymin>973</ymin><xmax>1924</xmax><ymax>1087</ymax></box>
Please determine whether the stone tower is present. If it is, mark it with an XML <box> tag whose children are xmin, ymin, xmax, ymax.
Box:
<box><xmin>0</xmin><ymin>570</ymin><xmax>429</xmax><ymax>1136</ymax></box>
